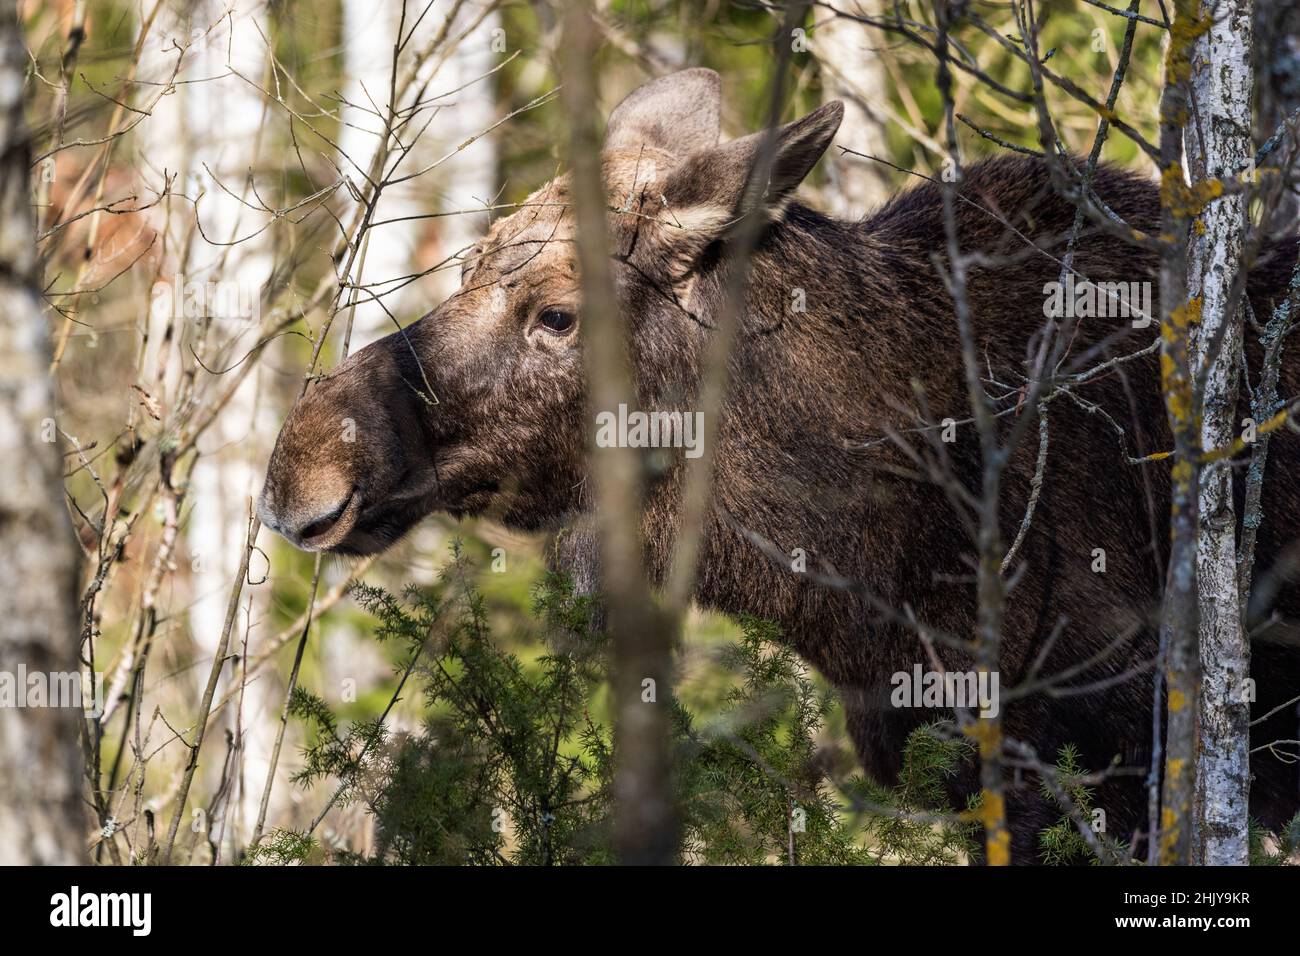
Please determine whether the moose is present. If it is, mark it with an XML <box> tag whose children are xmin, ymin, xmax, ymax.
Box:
<box><xmin>259</xmin><ymin>69</ymin><xmax>1300</xmax><ymax>862</ymax></box>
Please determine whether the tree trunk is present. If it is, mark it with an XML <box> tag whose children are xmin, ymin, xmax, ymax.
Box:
<box><xmin>183</xmin><ymin>0</ymin><xmax>275</xmax><ymax>860</ymax></box>
<box><xmin>1155</xmin><ymin>0</ymin><xmax>1202</xmax><ymax>867</ymax></box>
<box><xmin>0</xmin><ymin>1</ymin><xmax>87</xmax><ymax>865</ymax></box>
<box><xmin>561</xmin><ymin>2</ymin><xmax>678</xmax><ymax>864</ymax></box>
<box><xmin>340</xmin><ymin>0</ymin><xmax>500</xmax><ymax>348</ymax></box>
<box><xmin>813</xmin><ymin>5</ymin><xmax>892</xmax><ymax>216</ymax></box>
<box><xmin>1188</xmin><ymin>0</ymin><xmax>1253</xmax><ymax>866</ymax></box>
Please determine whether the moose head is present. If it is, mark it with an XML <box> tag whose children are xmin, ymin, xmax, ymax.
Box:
<box><xmin>257</xmin><ymin>69</ymin><xmax>842</xmax><ymax>554</ymax></box>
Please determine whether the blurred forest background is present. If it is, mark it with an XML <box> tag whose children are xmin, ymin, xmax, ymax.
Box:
<box><xmin>17</xmin><ymin>0</ymin><xmax>1293</xmax><ymax>864</ymax></box>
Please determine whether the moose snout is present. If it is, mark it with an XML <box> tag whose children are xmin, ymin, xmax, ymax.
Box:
<box><xmin>256</xmin><ymin>483</ymin><xmax>360</xmax><ymax>551</ymax></box>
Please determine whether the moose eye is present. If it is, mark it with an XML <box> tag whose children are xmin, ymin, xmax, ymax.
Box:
<box><xmin>538</xmin><ymin>308</ymin><xmax>576</xmax><ymax>334</ymax></box>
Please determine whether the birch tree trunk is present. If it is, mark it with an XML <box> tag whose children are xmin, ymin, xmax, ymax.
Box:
<box><xmin>340</xmin><ymin>0</ymin><xmax>499</xmax><ymax>349</ymax></box>
<box><xmin>184</xmin><ymin>0</ymin><xmax>275</xmax><ymax>859</ymax></box>
<box><xmin>0</xmin><ymin>1</ymin><xmax>87</xmax><ymax>864</ymax></box>
<box><xmin>813</xmin><ymin>5</ymin><xmax>892</xmax><ymax>216</ymax></box>
<box><xmin>138</xmin><ymin>0</ymin><xmax>276</xmax><ymax>857</ymax></box>
<box><xmin>1187</xmin><ymin>0</ymin><xmax>1254</xmax><ymax>866</ymax></box>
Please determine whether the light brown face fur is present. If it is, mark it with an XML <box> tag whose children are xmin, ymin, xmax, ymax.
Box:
<box><xmin>257</xmin><ymin>174</ymin><xmax>592</xmax><ymax>553</ymax></box>
<box><xmin>258</xmin><ymin>69</ymin><xmax>841</xmax><ymax>554</ymax></box>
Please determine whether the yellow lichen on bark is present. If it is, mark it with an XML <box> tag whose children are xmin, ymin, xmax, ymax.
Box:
<box><xmin>1160</xmin><ymin>165</ymin><xmax>1225</xmax><ymax>219</ymax></box>
<box><xmin>1160</xmin><ymin>298</ymin><xmax>1201</xmax><ymax>429</ymax></box>
<box><xmin>1163</xmin><ymin>4</ymin><xmax>1212</xmax><ymax>86</ymax></box>
<box><xmin>978</xmin><ymin>791</ymin><xmax>1012</xmax><ymax>866</ymax></box>
<box><xmin>962</xmin><ymin>717</ymin><xmax>1010</xmax><ymax>865</ymax></box>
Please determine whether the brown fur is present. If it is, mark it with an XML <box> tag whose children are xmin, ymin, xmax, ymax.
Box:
<box><xmin>260</xmin><ymin>70</ymin><xmax>1300</xmax><ymax>862</ymax></box>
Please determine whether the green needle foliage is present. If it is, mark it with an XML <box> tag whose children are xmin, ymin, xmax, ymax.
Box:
<box><xmin>675</xmin><ymin>614</ymin><xmax>872</xmax><ymax>865</ymax></box>
<box><xmin>849</xmin><ymin>725</ymin><xmax>981</xmax><ymax>866</ymax></box>
<box><xmin>1037</xmin><ymin>743</ymin><xmax>1098</xmax><ymax>866</ymax></box>
<box><xmin>1250</xmin><ymin>812</ymin><xmax>1300</xmax><ymax>866</ymax></box>
<box><xmin>276</xmin><ymin>542</ymin><xmax>979</xmax><ymax>866</ymax></box>
<box><xmin>1036</xmin><ymin>743</ymin><xmax>1131</xmax><ymax>865</ymax></box>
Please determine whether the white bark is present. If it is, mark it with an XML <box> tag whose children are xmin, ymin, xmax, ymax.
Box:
<box><xmin>0</xmin><ymin>3</ymin><xmax>87</xmax><ymax>864</ymax></box>
<box><xmin>341</xmin><ymin>0</ymin><xmax>499</xmax><ymax>348</ymax></box>
<box><xmin>812</xmin><ymin>5</ymin><xmax>892</xmax><ymax>217</ymax></box>
<box><xmin>139</xmin><ymin>0</ymin><xmax>276</xmax><ymax>857</ymax></box>
<box><xmin>189</xmin><ymin>0</ymin><xmax>276</xmax><ymax>859</ymax></box>
<box><xmin>1187</xmin><ymin>0</ymin><xmax>1253</xmax><ymax>866</ymax></box>
<box><xmin>187</xmin><ymin>1</ymin><xmax>277</xmax><ymax>859</ymax></box>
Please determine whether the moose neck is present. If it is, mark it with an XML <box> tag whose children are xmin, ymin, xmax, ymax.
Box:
<box><xmin>640</xmin><ymin>203</ymin><xmax>921</xmax><ymax>653</ymax></box>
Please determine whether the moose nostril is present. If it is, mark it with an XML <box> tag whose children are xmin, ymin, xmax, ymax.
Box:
<box><xmin>299</xmin><ymin>514</ymin><xmax>337</xmax><ymax>541</ymax></box>
<box><xmin>297</xmin><ymin>493</ymin><xmax>353</xmax><ymax>541</ymax></box>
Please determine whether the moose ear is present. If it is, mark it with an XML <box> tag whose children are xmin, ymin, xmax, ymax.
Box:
<box><xmin>659</xmin><ymin>101</ymin><xmax>844</xmax><ymax>242</ymax></box>
<box><xmin>604</xmin><ymin>68</ymin><xmax>722</xmax><ymax>155</ymax></box>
